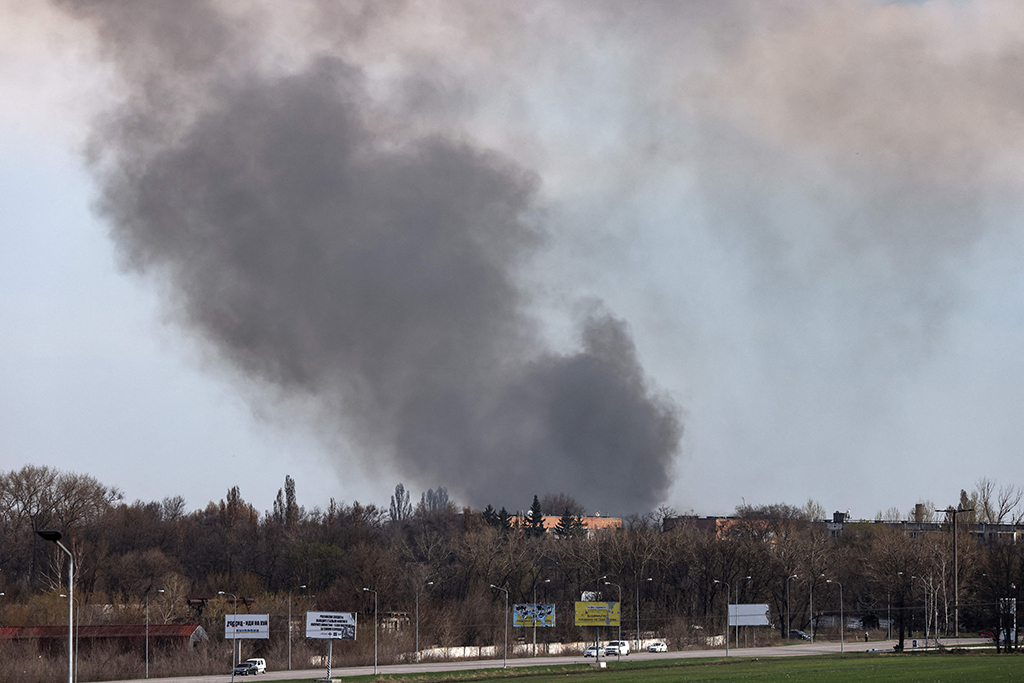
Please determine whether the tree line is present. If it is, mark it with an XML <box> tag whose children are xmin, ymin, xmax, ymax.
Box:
<box><xmin>2</xmin><ymin>465</ymin><xmax>1024</xmax><ymax>680</ymax></box>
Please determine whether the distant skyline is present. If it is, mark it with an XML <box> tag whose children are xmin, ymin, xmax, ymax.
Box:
<box><xmin>3</xmin><ymin>1</ymin><xmax>1024</xmax><ymax>519</ymax></box>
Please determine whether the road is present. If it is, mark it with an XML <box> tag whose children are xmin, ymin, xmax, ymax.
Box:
<box><xmin>113</xmin><ymin>638</ymin><xmax>986</xmax><ymax>683</ymax></box>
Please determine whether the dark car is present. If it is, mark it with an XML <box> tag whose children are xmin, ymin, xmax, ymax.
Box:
<box><xmin>232</xmin><ymin>661</ymin><xmax>259</xmax><ymax>676</ymax></box>
<box><xmin>788</xmin><ymin>630</ymin><xmax>811</xmax><ymax>640</ymax></box>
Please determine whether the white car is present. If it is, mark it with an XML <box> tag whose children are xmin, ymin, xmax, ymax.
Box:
<box><xmin>606</xmin><ymin>640</ymin><xmax>630</xmax><ymax>655</ymax></box>
<box><xmin>242</xmin><ymin>658</ymin><xmax>266</xmax><ymax>674</ymax></box>
<box><xmin>583</xmin><ymin>646</ymin><xmax>606</xmax><ymax>657</ymax></box>
<box><xmin>647</xmin><ymin>641</ymin><xmax>668</xmax><ymax>653</ymax></box>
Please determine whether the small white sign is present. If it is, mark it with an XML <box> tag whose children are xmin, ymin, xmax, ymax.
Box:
<box><xmin>306</xmin><ymin>611</ymin><xmax>357</xmax><ymax>640</ymax></box>
<box><xmin>728</xmin><ymin>603</ymin><xmax>770</xmax><ymax>627</ymax></box>
<box><xmin>225</xmin><ymin>613</ymin><xmax>270</xmax><ymax>639</ymax></box>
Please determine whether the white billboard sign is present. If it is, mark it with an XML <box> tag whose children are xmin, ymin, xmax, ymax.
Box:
<box><xmin>306</xmin><ymin>611</ymin><xmax>357</xmax><ymax>640</ymax></box>
<box><xmin>225</xmin><ymin>613</ymin><xmax>270</xmax><ymax>639</ymax></box>
<box><xmin>728</xmin><ymin>603</ymin><xmax>770</xmax><ymax>627</ymax></box>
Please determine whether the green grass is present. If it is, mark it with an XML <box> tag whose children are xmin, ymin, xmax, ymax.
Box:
<box><xmin>280</xmin><ymin>652</ymin><xmax>1024</xmax><ymax>683</ymax></box>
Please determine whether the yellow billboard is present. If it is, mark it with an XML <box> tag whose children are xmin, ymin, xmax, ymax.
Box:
<box><xmin>574</xmin><ymin>601</ymin><xmax>620</xmax><ymax>627</ymax></box>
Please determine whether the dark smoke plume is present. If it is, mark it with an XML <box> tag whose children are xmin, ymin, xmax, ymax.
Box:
<box><xmin>60</xmin><ymin>1</ymin><xmax>681</xmax><ymax>513</ymax></box>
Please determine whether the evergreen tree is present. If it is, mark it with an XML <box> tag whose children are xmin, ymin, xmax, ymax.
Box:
<box><xmin>527</xmin><ymin>495</ymin><xmax>546</xmax><ymax>537</ymax></box>
<box><xmin>482</xmin><ymin>504</ymin><xmax>500</xmax><ymax>528</ymax></box>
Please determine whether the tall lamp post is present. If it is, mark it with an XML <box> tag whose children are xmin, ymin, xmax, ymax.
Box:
<box><xmin>218</xmin><ymin>591</ymin><xmax>238</xmax><ymax>681</ymax></box>
<box><xmin>635</xmin><ymin>577</ymin><xmax>652</xmax><ymax>651</ymax></box>
<box><xmin>416</xmin><ymin>580</ymin><xmax>434</xmax><ymax>661</ymax></box>
<box><xmin>938</xmin><ymin>506</ymin><xmax>973</xmax><ymax>639</ymax></box>
<box><xmin>825</xmin><ymin>580</ymin><xmax>844</xmax><ymax>653</ymax></box>
<box><xmin>287</xmin><ymin>584</ymin><xmax>306</xmax><ymax>670</ymax></box>
<box><xmin>489</xmin><ymin>584</ymin><xmax>509</xmax><ymax>668</ymax></box>
<box><xmin>785</xmin><ymin>575</ymin><xmax>798</xmax><ymax>639</ymax></box>
<box><xmin>145</xmin><ymin>587</ymin><xmax>164</xmax><ymax>678</ymax></box>
<box><xmin>362</xmin><ymin>588</ymin><xmax>378</xmax><ymax>675</ymax></box>
<box><xmin>38</xmin><ymin>530</ymin><xmax>74</xmax><ymax>683</ymax></box>
<box><xmin>602</xmin><ymin>581</ymin><xmax>618</xmax><ymax>659</ymax></box>
<box><xmin>59</xmin><ymin>593</ymin><xmax>80</xmax><ymax>683</ymax></box>
<box><xmin>809</xmin><ymin>574</ymin><xmax>823</xmax><ymax>643</ymax></box>
<box><xmin>733</xmin><ymin>576</ymin><xmax>751</xmax><ymax>649</ymax></box>
<box><xmin>532</xmin><ymin>579</ymin><xmax>549</xmax><ymax>656</ymax></box>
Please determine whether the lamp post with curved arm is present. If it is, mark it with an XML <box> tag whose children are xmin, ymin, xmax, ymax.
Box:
<box><xmin>218</xmin><ymin>591</ymin><xmax>238</xmax><ymax>680</ymax></box>
<box><xmin>604</xmin><ymin>580</ymin><xmax>622</xmax><ymax>658</ymax></box>
<box><xmin>786</xmin><ymin>575</ymin><xmax>798</xmax><ymax>639</ymax></box>
<box><xmin>146</xmin><ymin>588</ymin><xmax>164</xmax><ymax>678</ymax></box>
<box><xmin>362</xmin><ymin>588</ymin><xmax>378</xmax><ymax>675</ymax></box>
<box><xmin>416</xmin><ymin>580</ymin><xmax>434</xmax><ymax>661</ymax></box>
<box><xmin>38</xmin><ymin>530</ymin><xmax>74</xmax><ymax>683</ymax></box>
<box><xmin>532</xmin><ymin>579</ymin><xmax>549</xmax><ymax>656</ymax></box>
<box><xmin>733</xmin><ymin>576</ymin><xmax>751</xmax><ymax>649</ymax></box>
<box><xmin>288</xmin><ymin>584</ymin><xmax>306</xmax><ymax>670</ymax></box>
<box><xmin>60</xmin><ymin>594</ymin><xmax>80</xmax><ymax>683</ymax></box>
<box><xmin>826</xmin><ymin>580</ymin><xmax>844</xmax><ymax>653</ymax></box>
<box><xmin>489</xmin><ymin>584</ymin><xmax>509</xmax><ymax>668</ymax></box>
<box><xmin>635</xmin><ymin>577</ymin><xmax>652</xmax><ymax>651</ymax></box>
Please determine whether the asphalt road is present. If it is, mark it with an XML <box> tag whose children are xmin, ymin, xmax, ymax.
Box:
<box><xmin>111</xmin><ymin>638</ymin><xmax>987</xmax><ymax>683</ymax></box>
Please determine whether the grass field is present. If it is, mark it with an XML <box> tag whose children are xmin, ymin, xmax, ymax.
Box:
<box><xmin>291</xmin><ymin>652</ymin><xmax>1024</xmax><ymax>683</ymax></box>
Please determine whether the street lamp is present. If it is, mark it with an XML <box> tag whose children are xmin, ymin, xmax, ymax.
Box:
<box><xmin>733</xmin><ymin>576</ymin><xmax>751</xmax><ymax>649</ymax></box>
<box><xmin>489</xmin><ymin>584</ymin><xmax>509</xmax><ymax>668</ymax></box>
<box><xmin>888</xmin><ymin>571</ymin><xmax>902</xmax><ymax>641</ymax></box>
<box><xmin>532</xmin><ymin>579</ymin><xmax>549</xmax><ymax>656</ymax></box>
<box><xmin>938</xmin><ymin>506</ymin><xmax>973</xmax><ymax>639</ymax></box>
<box><xmin>636</xmin><ymin>577</ymin><xmax>651</xmax><ymax>651</ymax></box>
<box><xmin>218</xmin><ymin>591</ymin><xmax>238</xmax><ymax>680</ymax></box>
<box><xmin>416</xmin><ymin>581</ymin><xmax>434</xmax><ymax>662</ymax></box>
<box><xmin>146</xmin><ymin>588</ymin><xmax>164</xmax><ymax>678</ymax></box>
<box><xmin>38</xmin><ymin>530</ymin><xmax>74</xmax><ymax>683</ymax></box>
<box><xmin>288</xmin><ymin>584</ymin><xmax>306</xmax><ymax>670</ymax></box>
<box><xmin>826</xmin><ymin>580</ymin><xmax>843</xmax><ymax>653</ymax></box>
<box><xmin>362</xmin><ymin>588</ymin><xmax>378</xmax><ymax>675</ymax></box>
<box><xmin>59</xmin><ymin>594</ymin><xmax>80</xmax><ymax>683</ymax></box>
<box><xmin>786</xmin><ymin>575</ymin><xmax>798</xmax><ymax>639</ymax></box>
<box><xmin>809</xmin><ymin>574</ymin><xmax>823</xmax><ymax>643</ymax></box>
<box><xmin>911</xmin><ymin>575</ymin><xmax>931</xmax><ymax>647</ymax></box>
<box><xmin>604</xmin><ymin>581</ymin><xmax>622</xmax><ymax>658</ymax></box>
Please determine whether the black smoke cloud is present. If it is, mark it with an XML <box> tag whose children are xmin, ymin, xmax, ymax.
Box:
<box><xmin>62</xmin><ymin>2</ymin><xmax>681</xmax><ymax>513</ymax></box>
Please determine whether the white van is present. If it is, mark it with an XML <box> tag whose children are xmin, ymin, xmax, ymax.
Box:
<box><xmin>605</xmin><ymin>641</ymin><xmax>630</xmax><ymax>656</ymax></box>
<box><xmin>243</xmin><ymin>658</ymin><xmax>267</xmax><ymax>674</ymax></box>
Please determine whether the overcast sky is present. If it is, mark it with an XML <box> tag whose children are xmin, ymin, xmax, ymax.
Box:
<box><xmin>3</xmin><ymin>0</ymin><xmax>1024</xmax><ymax>520</ymax></box>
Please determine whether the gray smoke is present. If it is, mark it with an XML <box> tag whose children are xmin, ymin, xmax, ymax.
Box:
<box><xmin>57</xmin><ymin>0</ymin><xmax>681</xmax><ymax>513</ymax></box>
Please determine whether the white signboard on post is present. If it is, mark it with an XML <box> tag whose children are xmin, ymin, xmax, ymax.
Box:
<box><xmin>306</xmin><ymin>611</ymin><xmax>357</xmax><ymax>640</ymax></box>
<box><xmin>225</xmin><ymin>613</ymin><xmax>270</xmax><ymax>639</ymax></box>
<box><xmin>728</xmin><ymin>603</ymin><xmax>770</xmax><ymax>627</ymax></box>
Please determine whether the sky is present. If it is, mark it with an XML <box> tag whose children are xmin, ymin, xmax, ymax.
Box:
<box><xmin>2</xmin><ymin>0</ymin><xmax>1024</xmax><ymax>520</ymax></box>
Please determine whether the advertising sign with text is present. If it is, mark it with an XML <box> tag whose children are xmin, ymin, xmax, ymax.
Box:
<box><xmin>225</xmin><ymin>614</ymin><xmax>270</xmax><ymax>639</ymax></box>
<box><xmin>513</xmin><ymin>603</ymin><xmax>555</xmax><ymax>627</ymax></box>
<box><xmin>574</xmin><ymin>602</ymin><xmax>620</xmax><ymax>627</ymax></box>
<box><xmin>306</xmin><ymin>611</ymin><xmax>357</xmax><ymax>640</ymax></box>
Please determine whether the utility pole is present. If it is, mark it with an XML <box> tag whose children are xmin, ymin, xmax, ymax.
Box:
<box><xmin>939</xmin><ymin>506</ymin><xmax>973</xmax><ymax>639</ymax></box>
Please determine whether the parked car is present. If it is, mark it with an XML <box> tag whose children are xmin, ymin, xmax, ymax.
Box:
<box><xmin>242</xmin><ymin>658</ymin><xmax>266</xmax><ymax>673</ymax></box>
<box><xmin>788</xmin><ymin>630</ymin><xmax>811</xmax><ymax>640</ymax></box>
<box><xmin>232</xmin><ymin>662</ymin><xmax>259</xmax><ymax>676</ymax></box>
<box><xmin>605</xmin><ymin>640</ymin><xmax>630</xmax><ymax>656</ymax></box>
<box><xmin>647</xmin><ymin>641</ymin><xmax>668</xmax><ymax>652</ymax></box>
<box><xmin>583</xmin><ymin>646</ymin><xmax>606</xmax><ymax>657</ymax></box>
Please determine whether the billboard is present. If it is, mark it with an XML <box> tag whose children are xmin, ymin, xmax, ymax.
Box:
<box><xmin>513</xmin><ymin>603</ymin><xmax>555</xmax><ymax>627</ymax></box>
<box><xmin>574</xmin><ymin>602</ymin><xmax>620</xmax><ymax>627</ymax></box>
<box><xmin>728</xmin><ymin>603</ymin><xmax>770</xmax><ymax>627</ymax></box>
<box><xmin>225</xmin><ymin>614</ymin><xmax>270</xmax><ymax>639</ymax></box>
<box><xmin>306</xmin><ymin>611</ymin><xmax>357</xmax><ymax>640</ymax></box>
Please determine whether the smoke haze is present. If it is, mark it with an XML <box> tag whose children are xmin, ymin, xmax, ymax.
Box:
<box><xmin>35</xmin><ymin>0</ymin><xmax>1024</xmax><ymax>513</ymax></box>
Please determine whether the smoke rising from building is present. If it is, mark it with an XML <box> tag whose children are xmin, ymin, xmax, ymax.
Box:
<box><xmin>56</xmin><ymin>1</ymin><xmax>681</xmax><ymax>513</ymax></box>
<box><xmin>37</xmin><ymin>0</ymin><xmax>1024</xmax><ymax>513</ymax></box>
